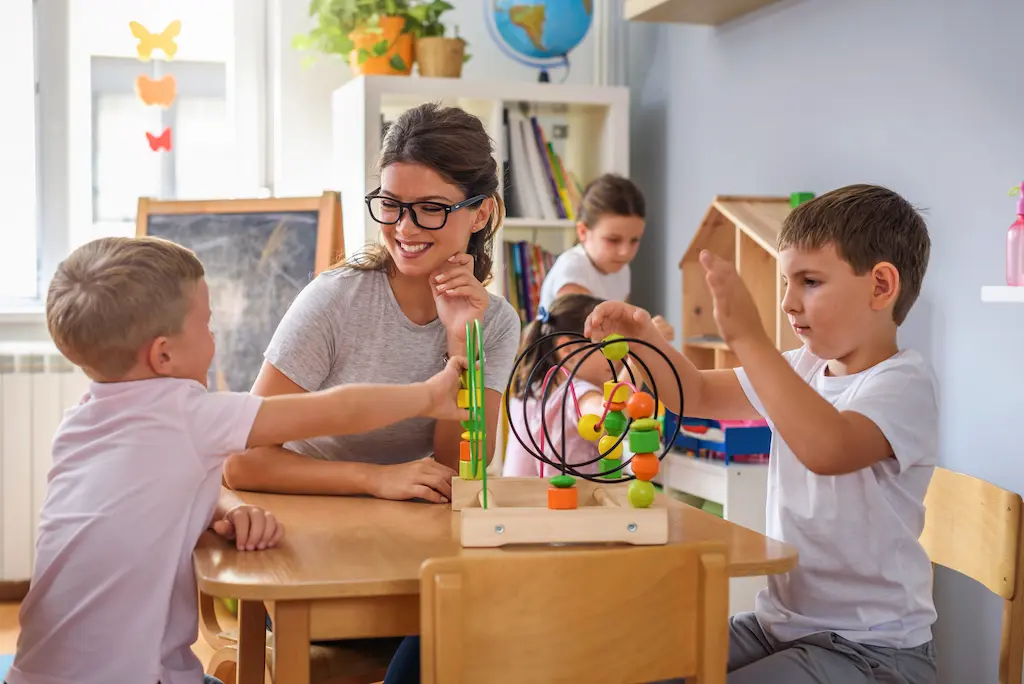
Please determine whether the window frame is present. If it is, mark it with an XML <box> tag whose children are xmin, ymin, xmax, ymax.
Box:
<box><xmin>14</xmin><ymin>0</ymin><xmax>269</xmax><ymax>318</ymax></box>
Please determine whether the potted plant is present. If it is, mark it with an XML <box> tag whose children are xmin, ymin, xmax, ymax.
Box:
<box><xmin>405</xmin><ymin>0</ymin><xmax>470</xmax><ymax>78</ymax></box>
<box><xmin>292</xmin><ymin>0</ymin><xmax>415</xmax><ymax>76</ymax></box>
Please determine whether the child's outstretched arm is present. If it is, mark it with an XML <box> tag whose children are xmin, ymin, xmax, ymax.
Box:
<box><xmin>585</xmin><ymin>303</ymin><xmax>757</xmax><ymax>420</ymax></box>
<box><xmin>245</xmin><ymin>356</ymin><xmax>469</xmax><ymax>449</ymax></box>
<box><xmin>699</xmin><ymin>250</ymin><xmax>895</xmax><ymax>476</ymax></box>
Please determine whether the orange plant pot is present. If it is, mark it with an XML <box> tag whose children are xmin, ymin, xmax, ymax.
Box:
<box><xmin>348</xmin><ymin>15</ymin><xmax>413</xmax><ymax>76</ymax></box>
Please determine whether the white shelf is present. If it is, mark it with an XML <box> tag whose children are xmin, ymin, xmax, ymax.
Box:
<box><xmin>504</xmin><ymin>218</ymin><xmax>576</xmax><ymax>230</ymax></box>
<box><xmin>981</xmin><ymin>286</ymin><xmax>1024</xmax><ymax>303</ymax></box>
<box><xmin>332</xmin><ymin>76</ymin><xmax>630</xmax><ymax>296</ymax></box>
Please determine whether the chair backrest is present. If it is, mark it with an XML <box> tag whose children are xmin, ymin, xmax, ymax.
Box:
<box><xmin>920</xmin><ymin>466</ymin><xmax>1024</xmax><ymax>683</ymax></box>
<box><xmin>419</xmin><ymin>542</ymin><xmax>729</xmax><ymax>684</ymax></box>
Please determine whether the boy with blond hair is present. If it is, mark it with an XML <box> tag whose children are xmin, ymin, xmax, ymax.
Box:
<box><xmin>9</xmin><ymin>236</ymin><xmax>468</xmax><ymax>684</ymax></box>
<box><xmin>588</xmin><ymin>185</ymin><xmax>938</xmax><ymax>683</ymax></box>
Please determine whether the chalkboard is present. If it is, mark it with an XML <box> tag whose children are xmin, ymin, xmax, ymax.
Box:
<box><xmin>137</xmin><ymin>193</ymin><xmax>343</xmax><ymax>392</ymax></box>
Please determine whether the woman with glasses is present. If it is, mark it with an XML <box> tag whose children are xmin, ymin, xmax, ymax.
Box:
<box><xmin>223</xmin><ymin>101</ymin><xmax>520</xmax><ymax>507</ymax></box>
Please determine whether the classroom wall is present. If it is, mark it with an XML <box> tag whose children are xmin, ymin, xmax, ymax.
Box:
<box><xmin>625</xmin><ymin>0</ymin><xmax>1024</xmax><ymax>681</ymax></box>
<box><xmin>270</xmin><ymin>0</ymin><xmax>599</xmax><ymax>196</ymax></box>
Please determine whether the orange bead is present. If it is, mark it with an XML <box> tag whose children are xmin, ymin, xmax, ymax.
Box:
<box><xmin>631</xmin><ymin>453</ymin><xmax>659</xmax><ymax>482</ymax></box>
<box><xmin>460</xmin><ymin>440</ymin><xmax>472</xmax><ymax>462</ymax></box>
<box><xmin>626</xmin><ymin>391</ymin><xmax>656</xmax><ymax>420</ymax></box>
<box><xmin>548</xmin><ymin>486</ymin><xmax>578</xmax><ymax>510</ymax></box>
<box><xmin>604</xmin><ymin>401</ymin><xmax>626</xmax><ymax>412</ymax></box>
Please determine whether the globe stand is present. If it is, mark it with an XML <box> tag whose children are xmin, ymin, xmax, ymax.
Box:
<box><xmin>538</xmin><ymin>69</ymin><xmax>550</xmax><ymax>83</ymax></box>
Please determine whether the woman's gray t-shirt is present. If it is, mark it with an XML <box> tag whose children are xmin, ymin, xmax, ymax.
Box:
<box><xmin>264</xmin><ymin>267</ymin><xmax>521</xmax><ymax>464</ymax></box>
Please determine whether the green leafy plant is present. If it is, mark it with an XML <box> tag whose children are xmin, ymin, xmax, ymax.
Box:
<box><xmin>404</xmin><ymin>0</ymin><xmax>471</xmax><ymax>63</ymax></box>
<box><xmin>292</xmin><ymin>0</ymin><xmax>412</xmax><ymax>65</ymax></box>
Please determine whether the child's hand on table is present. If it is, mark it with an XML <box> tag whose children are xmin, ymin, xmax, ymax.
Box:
<box><xmin>423</xmin><ymin>355</ymin><xmax>471</xmax><ymax>422</ymax></box>
<box><xmin>699</xmin><ymin>250</ymin><xmax>773</xmax><ymax>351</ymax></box>
<box><xmin>584</xmin><ymin>301</ymin><xmax>659</xmax><ymax>343</ymax></box>
<box><xmin>212</xmin><ymin>504</ymin><xmax>285</xmax><ymax>551</ymax></box>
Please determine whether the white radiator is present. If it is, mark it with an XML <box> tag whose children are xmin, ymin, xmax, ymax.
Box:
<box><xmin>0</xmin><ymin>343</ymin><xmax>89</xmax><ymax>582</ymax></box>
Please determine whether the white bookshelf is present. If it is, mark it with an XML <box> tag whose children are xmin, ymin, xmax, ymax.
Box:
<box><xmin>331</xmin><ymin>75</ymin><xmax>630</xmax><ymax>297</ymax></box>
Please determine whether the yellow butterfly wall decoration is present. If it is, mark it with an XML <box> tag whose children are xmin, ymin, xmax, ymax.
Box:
<box><xmin>129</xmin><ymin>20</ymin><xmax>181</xmax><ymax>61</ymax></box>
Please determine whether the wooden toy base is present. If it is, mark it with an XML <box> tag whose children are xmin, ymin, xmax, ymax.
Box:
<box><xmin>452</xmin><ymin>476</ymin><xmax>669</xmax><ymax>548</ymax></box>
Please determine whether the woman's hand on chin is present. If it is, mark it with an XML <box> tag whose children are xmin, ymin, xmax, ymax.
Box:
<box><xmin>431</xmin><ymin>252</ymin><xmax>490</xmax><ymax>346</ymax></box>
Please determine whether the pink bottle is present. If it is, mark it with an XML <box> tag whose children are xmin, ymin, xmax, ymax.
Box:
<box><xmin>1009</xmin><ymin>182</ymin><xmax>1024</xmax><ymax>286</ymax></box>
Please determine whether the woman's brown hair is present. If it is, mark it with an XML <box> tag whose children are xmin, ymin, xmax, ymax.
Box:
<box><xmin>510</xmin><ymin>293</ymin><xmax>604</xmax><ymax>399</ymax></box>
<box><xmin>578</xmin><ymin>173</ymin><xmax>646</xmax><ymax>227</ymax></box>
<box><xmin>337</xmin><ymin>102</ymin><xmax>504</xmax><ymax>284</ymax></box>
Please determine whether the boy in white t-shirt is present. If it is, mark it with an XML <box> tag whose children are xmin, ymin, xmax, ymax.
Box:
<box><xmin>587</xmin><ymin>184</ymin><xmax>938</xmax><ymax>683</ymax></box>
<box><xmin>8</xmin><ymin>237</ymin><xmax>468</xmax><ymax>684</ymax></box>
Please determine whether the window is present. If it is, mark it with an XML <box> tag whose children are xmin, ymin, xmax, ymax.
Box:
<box><xmin>0</xmin><ymin>0</ymin><xmax>39</xmax><ymax>301</ymax></box>
<box><xmin>5</xmin><ymin>0</ymin><xmax>268</xmax><ymax>306</ymax></box>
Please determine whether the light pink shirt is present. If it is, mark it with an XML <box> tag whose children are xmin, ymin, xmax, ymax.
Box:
<box><xmin>503</xmin><ymin>379</ymin><xmax>604</xmax><ymax>478</ymax></box>
<box><xmin>8</xmin><ymin>377</ymin><xmax>263</xmax><ymax>684</ymax></box>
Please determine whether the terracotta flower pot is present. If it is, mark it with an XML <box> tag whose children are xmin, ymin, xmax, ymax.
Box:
<box><xmin>415</xmin><ymin>36</ymin><xmax>465</xmax><ymax>78</ymax></box>
<box><xmin>348</xmin><ymin>15</ymin><xmax>413</xmax><ymax>76</ymax></box>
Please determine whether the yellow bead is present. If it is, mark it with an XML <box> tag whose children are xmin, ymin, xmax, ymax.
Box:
<box><xmin>602</xmin><ymin>333</ymin><xmax>629</xmax><ymax>361</ymax></box>
<box><xmin>457</xmin><ymin>388</ymin><xmax>483</xmax><ymax>409</ymax></box>
<box><xmin>598</xmin><ymin>435</ymin><xmax>623</xmax><ymax>460</ymax></box>
<box><xmin>577</xmin><ymin>414</ymin><xmax>603</xmax><ymax>441</ymax></box>
<box><xmin>603</xmin><ymin>381</ymin><xmax>629</xmax><ymax>404</ymax></box>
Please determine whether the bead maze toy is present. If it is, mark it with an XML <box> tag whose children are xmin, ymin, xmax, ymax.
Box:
<box><xmin>452</xmin><ymin>325</ymin><xmax>684</xmax><ymax>548</ymax></box>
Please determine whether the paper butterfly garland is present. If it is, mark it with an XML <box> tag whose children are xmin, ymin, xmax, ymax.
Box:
<box><xmin>135</xmin><ymin>75</ymin><xmax>177</xmax><ymax>108</ymax></box>
<box><xmin>129</xmin><ymin>20</ymin><xmax>181</xmax><ymax>61</ymax></box>
<box><xmin>130</xmin><ymin>20</ymin><xmax>180</xmax><ymax>152</ymax></box>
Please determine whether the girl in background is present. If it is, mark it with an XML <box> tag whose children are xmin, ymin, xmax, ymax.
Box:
<box><xmin>537</xmin><ymin>173</ymin><xmax>675</xmax><ymax>341</ymax></box>
<box><xmin>503</xmin><ymin>293</ymin><xmax>617</xmax><ymax>478</ymax></box>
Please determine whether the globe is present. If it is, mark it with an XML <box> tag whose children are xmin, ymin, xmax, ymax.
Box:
<box><xmin>485</xmin><ymin>0</ymin><xmax>593</xmax><ymax>81</ymax></box>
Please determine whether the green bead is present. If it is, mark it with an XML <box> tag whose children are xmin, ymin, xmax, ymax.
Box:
<box><xmin>629</xmin><ymin>418</ymin><xmax>661</xmax><ymax>432</ymax></box>
<box><xmin>628</xmin><ymin>428</ymin><xmax>661</xmax><ymax>454</ymax></box>
<box><xmin>604</xmin><ymin>411</ymin><xmax>627</xmax><ymax>436</ymax></box>
<box><xmin>549</xmin><ymin>474</ymin><xmax>576</xmax><ymax>489</ymax></box>
<box><xmin>627</xmin><ymin>479</ymin><xmax>656</xmax><ymax>508</ymax></box>
<box><xmin>461</xmin><ymin>419</ymin><xmax>475</xmax><ymax>431</ymax></box>
<box><xmin>599</xmin><ymin>458</ymin><xmax>622</xmax><ymax>479</ymax></box>
<box><xmin>601</xmin><ymin>334</ymin><xmax>629</xmax><ymax>361</ymax></box>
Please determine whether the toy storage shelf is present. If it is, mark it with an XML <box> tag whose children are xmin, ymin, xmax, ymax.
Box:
<box><xmin>331</xmin><ymin>75</ymin><xmax>630</xmax><ymax>297</ymax></box>
<box><xmin>656</xmin><ymin>451</ymin><xmax>769</xmax><ymax>616</ymax></box>
<box><xmin>981</xmin><ymin>286</ymin><xmax>1024</xmax><ymax>303</ymax></box>
<box><xmin>679</xmin><ymin>196</ymin><xmax>801</xmax><ymax>370</ymax></box>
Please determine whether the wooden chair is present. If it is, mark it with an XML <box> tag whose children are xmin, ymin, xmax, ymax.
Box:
<box><xmin>198</xmin><ymin>591</ymin><xmax>395</xmax><ymax>684</ymax></box>
<box><xmin>920</xmin><ymin>466</ymin><xmax>1024</xmax><ymax>683</ymax></box>
<box><xmin>419</xmin><ymin>542</ymin><xmax>729</xmax><ymax>684</ymax></box>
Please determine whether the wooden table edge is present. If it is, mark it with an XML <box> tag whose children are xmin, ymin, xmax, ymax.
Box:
<box><xmin>192</xmin><ymin>548</ymin><xmax>799</xmax><ymax>600</ymax></box>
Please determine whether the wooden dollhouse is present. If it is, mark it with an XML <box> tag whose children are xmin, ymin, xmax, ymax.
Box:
<box><xmin>679</xmin><ymin>196</ymin><xmax>803</xmax><ymax>370</ymax></box>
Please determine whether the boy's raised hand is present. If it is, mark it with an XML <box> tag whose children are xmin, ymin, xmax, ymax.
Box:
<box><xmin>699</xmin><ymin>250</ymin><xmax>772</xmax><ymax>349</ymax></box>
<box><xmin>424</xmin><ymin>355</ymin><xmax>471</xmax><ymax>422</ymax></box>
<box><xmin>584</xmin><ymin>301</ymin><xmax>658</xmax><ymax>342</ymax></box>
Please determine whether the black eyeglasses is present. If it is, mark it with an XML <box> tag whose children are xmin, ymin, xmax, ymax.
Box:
<box><xmin>364</xmin><ymin>189</ymin><xmax>487</xmax><ymax>230</ymax></box>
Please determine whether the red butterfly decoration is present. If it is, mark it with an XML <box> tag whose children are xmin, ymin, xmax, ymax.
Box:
<box><xmin>146</xmin><ymin>127</ymin><xmax>172</xmax><ymax>151</ymax></box>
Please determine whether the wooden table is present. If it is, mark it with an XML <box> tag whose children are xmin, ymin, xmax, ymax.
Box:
<box><xmin>193</xmin><ymin>491</ymin><xmax>797</xmax><ymax>684</ymax></box>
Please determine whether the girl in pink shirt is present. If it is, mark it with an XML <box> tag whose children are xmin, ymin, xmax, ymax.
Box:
<box><xmin>503</xmin><ymin>293</ymin><xmax>619</xmax><ymax>479</ymax></box>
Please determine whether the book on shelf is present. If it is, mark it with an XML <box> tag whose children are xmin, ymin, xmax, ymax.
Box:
<box><xmin>502</xmin><ymin>107</ymin><xmax>584</xmax><ymax>223</ymax></box>
<box><xmin>504</xmin><ymin>240</ymin><xmax>556</xmax><ymax>325</ymax></box>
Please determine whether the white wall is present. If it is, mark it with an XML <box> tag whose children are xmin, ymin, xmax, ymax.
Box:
<box><xmin>625</xmin><ymin>1</ymin><xmax>1024</xmax><ymax>681</ymax></box>
<box><xmin>270</xmin><ymin>0</ymin><xmax>599</xmax><ymax>196</ymax></box>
